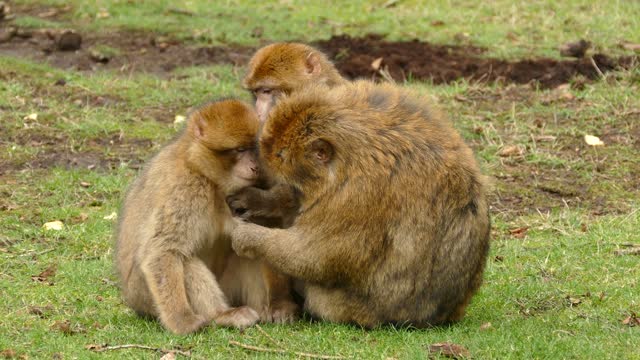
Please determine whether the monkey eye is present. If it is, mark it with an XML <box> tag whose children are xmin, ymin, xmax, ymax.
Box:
<box><xmin>258</xmin><ymin>88</ymin><xmax>272</xmax><ymax>95</ymax></box>
<box><xmin>235</xmin><ymin>147</ymin><xmax>248</xmax><ymax>153</ymax></box>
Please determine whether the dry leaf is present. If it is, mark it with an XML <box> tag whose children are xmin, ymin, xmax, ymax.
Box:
<box><xmin>174</xmin><ymin>115</ymin><xmax>186</xmax><ymax>125</ymax></box>
<box><xmin>31</xmin><ymin>265</ymin><xmax>57</xmax><ymax>283</ymax></box>
<box><xmin>103</xmin><ymin>212</ymin><xmax>117</xmax><ymax>221</ymax></box>
<box><xmin>428</xmin><ymin>342</ymin><xmax>470</xmax><ymax>359</ymax></box>
<box><xmin>160</xmin><ymin>353</ymin><xmax>176</xmax><ymax>360</ymax></box>
<box><xmin>479</xmin><ymin>322</ymin><xmax>492</xmax><ymax>330</ymax></box>
<box><xmin>584</xmin><ymin>134</ymin><xmax>604</xmax><ymax>146</ymax></box>
<box><xmin>96</xmin><ymin>9</ymin><xmax>110</xmax><ymax>18</ymax></box>
<box><xmin>51</xmin><ymin>320</ymin><xmax>74</xmax><ymax>335</ymax></box>
<box><xmin>622</xmin><ymin>312</ymin><xmax>640</xmax><ymax>327</ymax></box>
<box><xmin>371</xmin><ymin>57</ymin><xmax>383</xmax><ymax>71</ymax></box>
<box><xmin>508</xmin><ymin>226</ymin><xmax>529</xmax><ymax>238</ymax></box>
<box><xmin>23</xmin><ymin>113</ymin><xmax>38</xmax><ymax>121</ymax></box>
<box><xmin>43</xmin><ymin>220</ymin><xmax>64</xmax><ymax>231</ymax></box>
<box><xmin>79</xmin><ymin>181</ymin><xmax>91</xmax><ymax>188</ymax></box>
<box><xmin>498</xmin><ymin>144</ymin><xmax>524</xmax><ymax>157</ymax></box>
<box><xmin>0</xmin><ymin>349</ymin><xmax>17</xmax><ymax>358</ymax></box>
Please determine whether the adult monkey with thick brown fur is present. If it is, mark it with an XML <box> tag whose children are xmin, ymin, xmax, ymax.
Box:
<box><xmin>115</xmin><ymin>100</ymin><xmax>297</xmax><ymax>335</ymax></box>
<box><xmin>231</xmin><ymin>81</ymin><xmax>491</xmax><ymax>328</ymax></box>
<box><xmin>229</xmin><ymin>42</ymin><xmax>346</xmax><ymax>222</ymax></box>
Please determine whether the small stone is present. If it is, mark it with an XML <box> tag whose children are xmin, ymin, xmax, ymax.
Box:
<box><xmin>56</xmin><ymin>30</ymin><xmax>82</xmax><ymax>51</ymax></box>
<box><xmin>89</xmin><ymin>49</ymin><xmax>110</xmax><ymax>63</ymax></box>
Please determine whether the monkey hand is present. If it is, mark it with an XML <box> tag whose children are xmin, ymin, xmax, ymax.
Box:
<box><xmin>227</xmin><ymin>186</ymin><xmax>275</xmax><ymax>219</ymax></box>
<box><xmin>230</xmin><ymin>219</ymin><xmax>267</xmax><ymax>259</ymax></box>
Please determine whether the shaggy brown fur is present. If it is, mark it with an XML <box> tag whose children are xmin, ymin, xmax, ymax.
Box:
<box><xmin>231</xmin><ymin>81</ymin><xmax>490</xmax><ymax>328</ymax></box>
<box><xmin>115</xmin><ymin>99</ymin><xmax>297</xmax><ymax>334</ymax></box>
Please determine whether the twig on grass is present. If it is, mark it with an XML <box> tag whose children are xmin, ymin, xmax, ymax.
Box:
<box><xmin>589</xmin><ymin>57</ymin><xmax>605</xmax><ymax>79</ymax></box>
<box><xmin>255</xmin><ymin>324</ymin><xmax>284</xmax><ymax>348</ymax></box>
<box><xmin>86</xmin><ymin>343</ymin><xmax>192</xmax><ymax>357</ymax></box>
<box><xmin>229</xmin><ymin>340</ymin><xmax>346</xmax><ymax>359</ymax></box>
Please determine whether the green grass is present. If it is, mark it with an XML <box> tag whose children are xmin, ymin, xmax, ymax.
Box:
<box><xmin>1</xmin><ymin>1</ymin><xmax>640</xmax><ymax>359</ymax></box>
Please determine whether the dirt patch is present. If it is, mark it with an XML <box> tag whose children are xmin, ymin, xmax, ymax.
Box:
<box><xmin>1</xmin><ymin>10</ymin><xmax>637</xmax><ymax>86</ymax></box>
<box><xmin>0</xmin><ymin>27</ymin><xmax>254</xmax><ymax>74</ymax></box>
<box><xmin>315</xmin><ymin>34</ymin><xmax>638</xmax><ymax>88</ymax></box>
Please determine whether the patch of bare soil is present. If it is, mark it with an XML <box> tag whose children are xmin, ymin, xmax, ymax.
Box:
<box><xmin>315</xmin><ymin>34</ymin><xmax>638</xmax><ymax>88</ymax></box>
<box><xmin>0</xmin><ymin>27</ymin><xmax>254</xmax><ymax>74</ymax></box>
<box><xmin>0</xmin><ymin>10</ymin><xmax>636</xmax><ymax>86</ymax></box>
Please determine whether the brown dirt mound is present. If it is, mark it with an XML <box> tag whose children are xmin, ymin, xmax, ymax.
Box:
<box><xmin>315</xmin><ymin>34</ymin><xmax>638</xmax><ymax>88</ymax></box>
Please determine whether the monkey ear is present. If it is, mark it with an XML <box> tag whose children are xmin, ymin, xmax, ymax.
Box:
<box><xmin>305</xmin><ymin>52</ymin><xmax>322</xmax><ymax>75</ymax></box>
<box><xmin>190</xmin><ymin>115</ymin><xmax>206</xmax><ymax>139</ymax></box>
<box><xmin>310</xmin><ymin>139</ymin><xmax>333</xmax><ymax>164</ymax></box>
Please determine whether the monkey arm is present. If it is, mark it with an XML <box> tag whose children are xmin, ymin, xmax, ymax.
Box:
<box><xmin>227</xmin><ymin>183</ymin><xmax>300</xmax><ymax>224</ymax></box>
<box><xmin>231</xmin><ymin>221</ymin><xmax>344</xmax><ymax>285</ymax></box>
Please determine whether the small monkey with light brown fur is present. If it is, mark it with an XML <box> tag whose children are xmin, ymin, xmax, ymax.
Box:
<box><xmin>231</xmin><ymin>81</ymin><xmax>491</xmax><ymax>328</ymax></box>
<box><xmin>115</xmin><ymin>100</ymin><xmax>297</xmax><ymax>334</ymax></box>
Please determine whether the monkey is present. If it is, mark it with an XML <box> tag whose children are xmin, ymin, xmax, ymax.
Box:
<box><xmin>230</xmin><ymin>80</ymin><xmax>491</xmax><ymax>328</ymax></box>
<box><xmin>115</xmin><ymin>99</ymin><xmax>297</xmax><ymax>335</ymax></box>
<box><xmin>228</xmin><ymin>42</ymin><xmax>348</xmax><ymax>222</ymax></box>
<box><xmin>243</xmin><ymin>42</ymin><xmax>348</xmax><ymax>122</ymax></box>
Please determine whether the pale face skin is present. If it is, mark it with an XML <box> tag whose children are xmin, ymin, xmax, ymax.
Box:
<box><xmin>253</xmin><ymin>88</ymin><xmax>278</xmax><ymax>122</ymax></box>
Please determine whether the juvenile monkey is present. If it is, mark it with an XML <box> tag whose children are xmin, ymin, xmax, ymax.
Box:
<box><xmin>115</xmin><ymin>100</ymin><xmax>296</xmax><ymax>335</ymax></box>
<box><xmin>231</xmin><ymin>81</ymin><xmax>491</xmax><ymax>328</ymax></box>
<box><xmin>229</xmin><ymin>42</ymin><xmax>347</xmax><ymax>221</ymax></box>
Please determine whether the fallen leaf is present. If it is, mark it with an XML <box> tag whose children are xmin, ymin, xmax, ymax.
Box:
<box><xmin>584</xmin><ymin>134</ymin><xmax>604</xmax><ymax>146</ymax></box>
<box><xmin>0</xmin><ymin>349</ymin><xmax>17</xmax><ymax>359</ymax></box>
<box><xmin>428</xmin><ymin>342</ymin><xmax>470</xmax><ymax>359</ymax></box>
<box><xmin>51</xmin><ymin>320</ymin><xmax>74</xmax><ymax>335</ymax></box>
<box><xmin>566</xmin><ymin>297</ymin><xmax>581</xmax><ymax>307</ymax></box>
<box><xmin>103</xmin><ymin>212</ymin><xmax>117</xmax><ymax>221</ymax></box>
<box><xmin>31</xmin><ymin>265</ymin><xmax>57</xmax><ymax>282</ymax></box>
<box><xmin>493</xmin><ymin>255</ymin><xmax>504</xmax><ymax>262</ymax></box>
<box><xmin>96</xmin><ymin>9</ymin><xmax>110</xmax><ymax>18</ymax></box>
<box><xmin>85</xmin><ymin>344</ymin><xmax>105</xmax><ymax>351</ymax></box>
<box><xmin>23</xmin><ymin>113</ymin><xmax>38</xmax><ymax>121</ymax></box>
<box><xmin>479</xmin><ymin>322</ymin><xmax>492</xmax><ymax>330</ymax></box>
<box><xmin>622</xmin><ymin>312</ymin><xmax>640</xmax><ymax>327</ymax></box>
<box><xmin>28</xmin><ymin>304</ymin><xmax>53</xmax><ymax>318</ymax></box>
<box><xmin>498</xmin><ymin>144</ymin><xmax>525</xmax><ymax>157</ymax></box>
<box><xmin>371</xmin><ymin>57</ymin><xmax>383</xmax><ymax>71</ymax></box>
<box><xmin>43</xmin><ymin>220</ymin><xmax>64</xmax><ymax>231</ymax></box>
<box><xmin>508</xmin><ymin>226</ymin><xmax>529</xmax><ymax>238</ymax></box>
<box><xmin>79</xmin><ymin>181</ymin><xmax>91</xmax><ymax>188</ymax></box>
<box><xmin>174</xmin><ymin>115</ymin><xmax>186</xmax><ymax>125</ymax></box>
<box><xmin>160</xmin><ymin>353</ymin><xmax>176</xmax><ymax>360</ymax></box>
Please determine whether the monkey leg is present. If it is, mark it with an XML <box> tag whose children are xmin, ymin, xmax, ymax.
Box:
<box><xmin>121</xmin><ymin>264</ymin><xmax>157</xmax><ymax>318</ymax></box>
<box><xmin>304</xmin><ymin>285</ymin><xmax>379</xmax><ymax>328</ymax></box>
<box><xmin>183</xmin><ymin>257</ymin><xmax>231</xmax><ymax>319</ymax></box>
<box><xmin>261</xmin><ymin>263</ymin><xmax>299</xmax><ymax>323</ymax></box>
<box><xmin>140</xmin><ymin>251</ymin><xmax>208</xmax><ymax>334</ymax></box>
<box><xmin>184</xmin><ymin>257</ymin><xmax>259</xmax><ymax>329</ymax></box>
<box><xmin>219</xmin><ymin>255</ymin><xmax>297</xmax><ymax>324</ymax></box>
